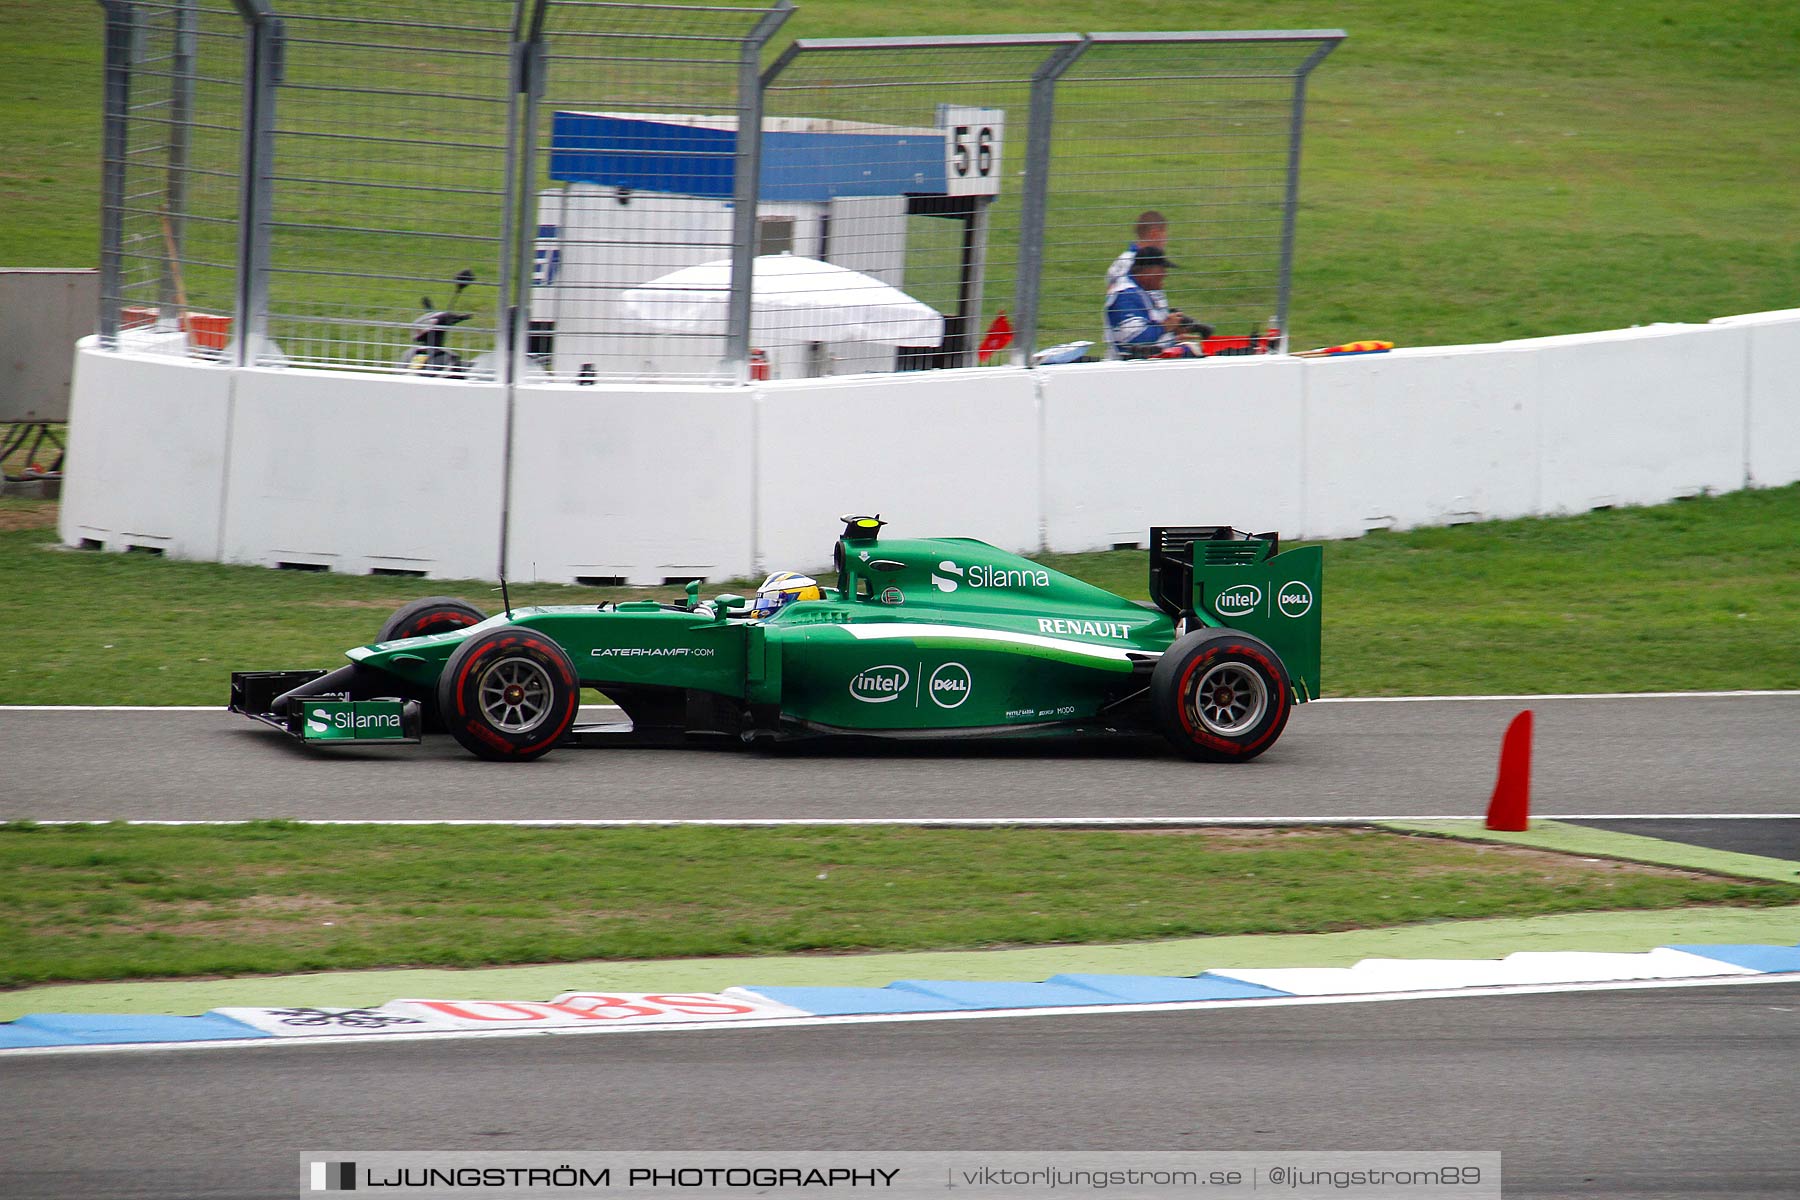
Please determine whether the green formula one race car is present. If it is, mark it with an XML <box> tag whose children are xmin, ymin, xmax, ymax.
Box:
<box><xmin>230</xmin><ymin>517</ymin><xmax>1322</xmax><ymax>763</ymax></box>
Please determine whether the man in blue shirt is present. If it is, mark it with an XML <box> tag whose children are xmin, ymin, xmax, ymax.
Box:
<box><xmin>1105</xmin><ymin>249</ymin><xmax>1211</xmax><ymax>358</ymax></box>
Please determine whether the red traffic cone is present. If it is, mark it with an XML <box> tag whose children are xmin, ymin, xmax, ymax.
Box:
<box><xmin>1485</xmin><ymin>709</ymin><xmax>1534</xmax><ymax>831</ymax></box>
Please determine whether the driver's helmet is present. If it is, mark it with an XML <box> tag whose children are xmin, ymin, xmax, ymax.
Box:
<box><xmin>750</xmin><ymin>571</ymin><xmax>823</xmax><ymax>619</ymax></box>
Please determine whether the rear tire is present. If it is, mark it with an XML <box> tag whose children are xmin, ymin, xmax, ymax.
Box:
<box><xmin>377</xmin><ymin>596</ymin><xmax>487</xmax><ymax>643</ymax></box>
<box><xmin>436</xmin><ymin>627</ymin><xmax>579</xmax><ymax>762</ymax></box>
<box><xmin>1151</xmin><ymin>629</ymin><xmax>1293</xmax><ymax>762</ymax></box>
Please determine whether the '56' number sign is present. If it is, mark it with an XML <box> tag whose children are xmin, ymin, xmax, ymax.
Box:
<box><xmin>939</xmin><ymin>106</ymin><xmax>1005</xmax><ymax>197</ymax></box>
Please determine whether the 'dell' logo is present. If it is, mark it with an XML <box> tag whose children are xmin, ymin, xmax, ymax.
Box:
<box><xmin>927</xmin><ymin>662</ymin><xmax>972</xmax><ymax>709</ymax></box>
<box><xmin>1277</xmin><ymin>581</ymin><xmax>1314</xmax><ymax>618</ymax></box>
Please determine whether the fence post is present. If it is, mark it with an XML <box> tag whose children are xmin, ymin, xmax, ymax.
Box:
<box><xmin>231</xmin><ymin>1</ymin><xmax>281</xmax><ymax>369</ymax></box>
<box><xmin>1012</xmin><ymin>37</ymin><xmax>1088</xmax><ymax>367</ymax></box>
<box><xmin>160</xmin><ymin>0</ymin><xmax>198</xmax><ymax>321</ymax></box>
<box><xmin>1277</xmin><ymin>38</ymin><xmax>1343</xmax><ymax>354</ymax></box>
<box><xmin>96</xmin><ymin>1</ymin><xmax>137</xmax><ymax>348</ymax></box>
<box><xmin>499</xmin><ymin>0</ymin><xmax>551</xmax><ymax>583</ymax></box>
<box><xmin>726</xmin><ymin>0</ymin><xmax>794</xmax><ymax>382</ymax></box>
<box><xmin>504</xmin><ymin>2</ymin><xmax>551</xmax><ymax>389</ymax></box>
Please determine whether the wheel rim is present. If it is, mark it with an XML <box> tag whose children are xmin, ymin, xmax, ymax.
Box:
<box><xmin>476</xmin><ymin>655</ymin><xmax>555</xmax><ymax>734</ymax></box>
<box><xmin>1187</xmin><ymin>661</ymin><xmax>1268</xmax><ymax>737</ymax></box>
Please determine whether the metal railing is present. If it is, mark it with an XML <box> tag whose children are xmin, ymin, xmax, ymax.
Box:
<box><xmin>519</xmin><ymin>0</ymin><xmax>792</xmax><ymax>383</ymax></box>
<box><xmin>97</xmin><ymin>0</ymin><xmax>247</xmax><ymax>358</ymax></box>
<box><xmin>94</xmin><ymin>2</ymin><xmax>1341</xmax><ymax>382</ymax></box>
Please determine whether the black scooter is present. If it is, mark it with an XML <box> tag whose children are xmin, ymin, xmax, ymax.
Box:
<box><xmin>405</xmin><ymin>269</ymin><xmax>476</xmax><ymax>376</ymax></box>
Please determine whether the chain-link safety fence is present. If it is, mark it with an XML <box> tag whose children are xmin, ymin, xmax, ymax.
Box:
<box><xmin>521</xmin><ymin>0</ymin><xmax>792</xmax><ymax>383</ymax></box>
<box><xmin>93</xmin><ymin>2</ymin><xmax>1341</xmax><ymax>382</ymax></box>
<box><xmin>97</xmin><ymin>1</ymin><xmax>246</xmax><ymax>356</ymax></box>
<box><xmin>255</xmin><ymin>1</ymin><xmax>516</xmax><ymax>374</ymax></box>
<box><xmin>1042</xmin><ymin>33</ymin><xmax>1343</xmax><ymax>363</ymax></box>
<box><xmin>758</xmin><ymin>35</ymin><xmax>1072</xmax><ymax>379</ymax></box>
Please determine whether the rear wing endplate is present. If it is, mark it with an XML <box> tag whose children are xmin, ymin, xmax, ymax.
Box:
<box><xmin>1149</xmin><ymin>526</ymin><xmax>1323</xmax><ymax>701</ymax></box>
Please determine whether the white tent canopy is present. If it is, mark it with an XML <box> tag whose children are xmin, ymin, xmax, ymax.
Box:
<box><xmin>620</xmin><ymin>254</ymin><xmax>943</xmax><ymax>348</ymax></box>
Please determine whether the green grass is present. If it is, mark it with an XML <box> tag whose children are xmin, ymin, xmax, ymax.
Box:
<box><xmin>5</xmin><ymin>485</ymin><xmax>1796</xmax><ymax>704</ymax></box>
<box><xmin>3</xmin><ymin>2</ymin><xmax>1797</xmax><ymax>350</ymax></box>
<box><xmin>3</xmin><ymin>821</ymin><xmax>1792</xmax><ymax>988</ymax></box>
<box><xmin>1040</xmin><ymin>484</ymin><xmax>1800</xmax><ymax>697</ymax></box>
<box><xmin>0</xmin><ymin>498</ymin><xmax>693</xmax><ymax>706</ymax></box>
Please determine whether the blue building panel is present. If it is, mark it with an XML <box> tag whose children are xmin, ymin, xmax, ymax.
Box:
<box><xmin>550</xmin><ymin>113</ymin><xmax>947</xmax><ymax>202</ymax></box>
<box><xmin>551</xmin><ymin>114</ymin><xmax>737</xmax><ymax>199</ymax></box>
<box><xmin>760</xmin><ymin>130</ymin><xmax>944</xmax><ymax>201</ymax></box>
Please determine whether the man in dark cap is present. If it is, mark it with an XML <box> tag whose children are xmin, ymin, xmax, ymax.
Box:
<box><xmin>1105</xmin><ymin>248</ymin><xmax>1212</xmax><ymax>358</ymax></box>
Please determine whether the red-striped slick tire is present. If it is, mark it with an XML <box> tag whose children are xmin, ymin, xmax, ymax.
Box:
<box><xmin>436</xmin><ymin>627</ymin><xmax>579</xmax><ymax>762</ymax></box>
<box><xmin>1149</xmin><ymin>629</ymin><xmax>1293</xmax><ymax>763</ymax></box>
<box><xmin>376</xmin><ymin>596</ymin><xmax>487</xmax><ymax>643</ymax></box>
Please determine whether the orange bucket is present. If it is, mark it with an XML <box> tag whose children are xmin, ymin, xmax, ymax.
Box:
<box><xmin>181</xmin><ymin>311</ymin><xmax>232</xmax><ymax>351</ymax></box>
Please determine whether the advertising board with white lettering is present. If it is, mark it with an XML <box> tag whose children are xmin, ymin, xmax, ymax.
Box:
<box><xmin>219</xmin><ymin>990</ymin><xmax>808</xmax><ymax>1037</ymax></box>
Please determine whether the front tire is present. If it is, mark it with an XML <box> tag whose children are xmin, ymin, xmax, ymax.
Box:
<box><xmin>377</xmin><ymin>596</ymin><xmax>487</xmax><ymax>643</ymax></box>
<box><xmin>436</xmin><ymin>627</ymin><xmax>579</xmax><ymax>761</ymax></box>
<box><xmin>1151</xmin><ymin>630</ymin><xmax>1293</xmax><ymax>762</ymax></box>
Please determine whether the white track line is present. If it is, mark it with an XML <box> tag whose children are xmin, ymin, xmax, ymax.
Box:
<box><xmin>4</xmin><ymin>691</ymin><xmax>1796</xmax><ymax>712</ymax></box>
<box><xmin>5</xmin><ymin>972</ymin><xmax>1795</xmax><ymax>1060</ymax></box>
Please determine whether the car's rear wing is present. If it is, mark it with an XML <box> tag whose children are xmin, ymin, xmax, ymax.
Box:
<box><xmin>1149</xmin><ymin>526</ymin><xmax>1323</xmax><ymax>701</ymax></box>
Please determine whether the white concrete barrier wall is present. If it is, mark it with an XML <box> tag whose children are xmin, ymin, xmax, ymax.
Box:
<box><xmin>1525</xmin><ymin>323</ymin><xmax>1747</xmax><ymax>513</ymax></box>
<box><xmin>507</xmin><ymin>384</ymin><xmax>755</xmax><ymax>586</ymax></box>
<box><xmin>58</xmin><ymin>310</ymin><xmax>1800</xmax><ymax>583</ymax></box>
<box><xmin>1039</xmin><ymin>357</ymin><xmax>1306</xmax><ymax>549</ymax></box>
<box><xmin>1297</xmin><ymin>344</ymin><xmax>1540</xmax><ymax>539</ymax></box>
<box><xmin>1715</xmin><ymin>308</ymin><xmax>1800</xmax><ymax>488</ymax></box>
<box><xmin>220</xmin><ymin>369</ymin><xmax>508</xmax><ymax>579</ymax></box>
<box><xmin>755</xmin><ymin>369</ymin><xmax>1041</xmax><ymax>572</ymax></box>
<box><xmin>58</xmin><ymin>339</ymin><xmax>233</xmax><ymax>560</ymax></box>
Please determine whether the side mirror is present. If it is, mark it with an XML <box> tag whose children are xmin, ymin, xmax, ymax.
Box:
<box><xmin>707</xmin><ymin>594</ymin><xmax>748</xmax><ymax>623</ymax></box>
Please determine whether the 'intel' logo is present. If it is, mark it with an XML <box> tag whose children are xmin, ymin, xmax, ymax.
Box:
<box><xmin>850</xmin><ymin>665</ymin><xmax>910</xmax><ymax>703</ymax></box>
<box><xmin>1214</xmin><ymin>584</ymin><xmax>1262</xmax><ymax>617</ymax></box>
<box><xmin>1278</xmin><ymin>581</ymin><xmax>1314</xmax><ymax>618</ymax></box>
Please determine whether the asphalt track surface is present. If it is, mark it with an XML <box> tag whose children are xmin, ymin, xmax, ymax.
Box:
<box><xmin>1571</xmin><ymin>817</ymin><xmax>1800</xmax><ymax>861</ymax></box>
<box><xmin>5</xmin><ymin>983</ymin><xmax>1797</xmax><ymax>1199</ymax></box>
<box><xmin>7</xmin><ymin>694</ymin><xmax>1797</xmax><ymax>1200</ymax></box>
<box><xmin>4</xmin><ymin>693</ymin><xmax>1797</xmax><ymax>822</ymax></box>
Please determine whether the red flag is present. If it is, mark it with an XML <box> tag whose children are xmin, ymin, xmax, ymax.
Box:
<box><xmin>977</xmin><ymin>310</ymin><xmax>1014</xmax><ymax>364</ymax></box>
